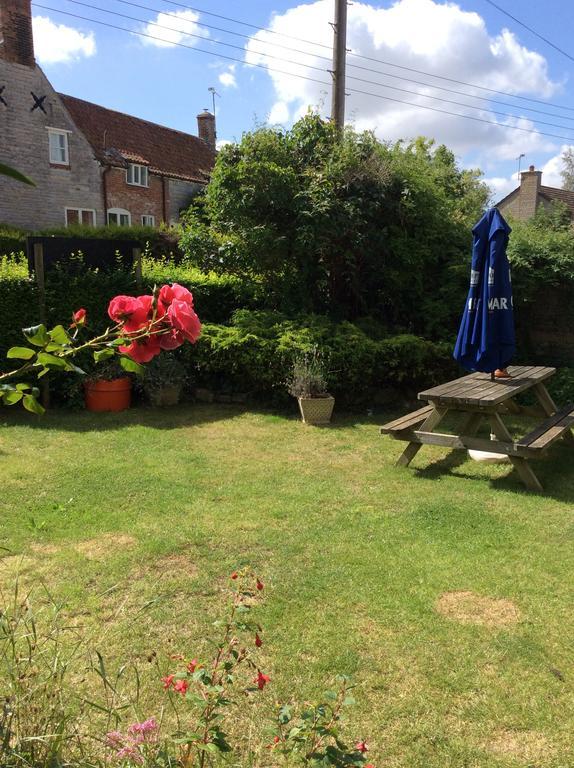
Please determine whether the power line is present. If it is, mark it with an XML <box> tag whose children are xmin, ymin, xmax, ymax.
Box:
<box><xmin>58</xmin><ymin>0</ymin><xmax>574</xmax><ymax>133</ymax></box>
<box><xmin>106</xmin><ymin>0</ymin><xmax>574</xmax><ymax>114</ymax></box>
<box><xmin>482</xmin><ymin>0</ymin><xmax>574</xmax><ymax>64</ymax></box>
<box><xmin>31</xmin><ymin>3</ymin><xmax>574</xmax><ymax>143</ymax></box>
<box><xmin>106</xmin><ymin>0</ymin><xmax>574</xmax><ymax>124</ymax></box>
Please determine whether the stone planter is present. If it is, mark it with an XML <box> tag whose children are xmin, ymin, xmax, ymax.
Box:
<box><xmin>149</xmin><ymin>384</ymin><xmax>181</xmax><ymax>407</ymax></box>
<box><xmin>297</xmin><ymin>395</ymin><xmax>335</xmax><ymax>425</ymax></box>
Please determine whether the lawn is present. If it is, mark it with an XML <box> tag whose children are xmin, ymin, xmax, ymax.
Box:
<box><xmin>1</xmin><ymin>404</ymin><xmax>574</xmax><ymax>767</ymax></box>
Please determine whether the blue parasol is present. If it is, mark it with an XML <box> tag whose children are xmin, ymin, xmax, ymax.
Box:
<box><xmin>453</xmin><ymin>207</ymin><xmax>515</xmax><ymax>374</ymax></box>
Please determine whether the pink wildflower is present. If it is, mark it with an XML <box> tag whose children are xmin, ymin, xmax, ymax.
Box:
<box><xmin>187</xmin><ymin>658</ymin><xmax>198</xmax><ymax>673</ymax></box>
<box><xmin>255</xmin><ymin>671</ymin><xmax>270</xmax><ymax>690</ymax></box>
<box><xmin>174</xmin><ymin>678</ymin><xmax>189</xmax><ymax>695</ymax></box>
<box><xmin>161</xmin><ymin>674</ymin><xmax>175</xmax><ymax>689</ymax></box>
<box><xmin>256</xmin><ymin>579</ymin><xmax>264</xmax><ymax>591</ymax></box>
<box><xmin>356</xmin><ymin>741</ymin><xmax>368</xmax><ymax>753</ymax></box>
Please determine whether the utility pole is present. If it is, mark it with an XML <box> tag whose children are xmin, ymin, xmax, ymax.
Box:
<box><xmin>331</xmin><ymin>0</ymin><xmax>347</xmax><ymax>129</ymax></box>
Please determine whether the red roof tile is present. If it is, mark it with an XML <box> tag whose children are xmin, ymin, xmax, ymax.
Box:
<box><xmin>59</xmin><ymin>93</ymin><xmax>216</xmax><ymax>183</ymax></box>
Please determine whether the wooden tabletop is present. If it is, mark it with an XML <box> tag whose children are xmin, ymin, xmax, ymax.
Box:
<box><xmin>418</xmin><ymin>365</ymin><xmax>556</xmax><ymax>408</ymax></box>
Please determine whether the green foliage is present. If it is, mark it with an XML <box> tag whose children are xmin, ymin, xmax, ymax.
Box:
<box><xmin>286</xmin><ymin>346</ymin><xmax>329</xmax><ymax>398</ymax></box>
<box><xmin>180</xmin><ymin>115</ymin><xmax>489</xmax><ymax>333</ymax></box>
<box><xmin>185</xmin><ymin>311</ymin><xmax>456</xmax><ymax>405</ymax></box>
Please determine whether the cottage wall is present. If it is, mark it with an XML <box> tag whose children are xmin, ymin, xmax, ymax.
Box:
<box><xmin>168</xmin><ymin>178</ymin><xmax>203</xmax><ymax>222</ymax></box>
<box><xmin>0</xmin><ymin>61</ymin><xmax>105</xmax><ymax>230</ymax></box>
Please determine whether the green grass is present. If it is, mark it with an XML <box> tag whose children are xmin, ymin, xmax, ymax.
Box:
<box><xmin>1</xmin><ymin>404</ymin><xmax>574</xmax><ymax>767</ymax></box>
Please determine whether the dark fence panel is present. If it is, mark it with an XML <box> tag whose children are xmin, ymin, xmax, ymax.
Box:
<box><xmin>26</xmin><ymin>237</ymin><xmax>140</xmax><ymax>273</ymax></box>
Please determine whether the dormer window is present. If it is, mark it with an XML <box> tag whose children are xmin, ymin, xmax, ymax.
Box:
<box><xmin>126</xmin><ymin>163</ymin><xmax>148</xmax><ymax>187</ymax></box>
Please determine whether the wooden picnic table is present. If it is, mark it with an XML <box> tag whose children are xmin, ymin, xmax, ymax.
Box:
<box><xmin>380</xmin><ymin>365</ymin><xmax>574</xmax><ymax>492</ymax></box>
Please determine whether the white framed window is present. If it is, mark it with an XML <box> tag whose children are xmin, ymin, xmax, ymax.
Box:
<box><xmin>65</xmin><ymin>207</ymin><xmax>96</xmax><ymax>226</ymax></box>
<box><xmin>141</xmin><ymin>214</ymin><xmax>155</xmax><ymax>226</ymax></box>
<box><xmin>48</xmin><ymin>128</ymin><xmax>70</xmax><ymax>165</ymax></box>
<box><xmin>107</xmin><ymin>208</ymin><xmax>131</xmax><ymax>226</ymax></box>
<box><xmin>126</xmin><ymin>163</ymin><xmax>149</xmax><ymax>187</ymax></box>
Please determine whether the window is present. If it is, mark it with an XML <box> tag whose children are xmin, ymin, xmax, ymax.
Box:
<box><xmin>107</xmin><ymin>208</ymin><xmax>131</xmax><ymax>226</ymax></box>
<box><xmin>65</xmin><ymin>208</ymin><xmax>96</xmax><ymax>226</ymax></box>
<box><xmin>141</xmin><ymin>214</ymin><xmax>155</xmax><ymax>227</ymax></box>
<box><xmin>48</xmin><ymin>128</ymin><xmax>69</xmax><ymax>165</ymax></box>
<box><xmin>126</xmin><ymin>163</ymin><xmax>149</xmax><ymax>187</ymax></box>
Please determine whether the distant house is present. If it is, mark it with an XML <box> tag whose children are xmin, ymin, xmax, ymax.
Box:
<box><xmin>0</xmin><ymin>0</ymin><xmax>216</xmax><ymax>230</ymax></box>
<box><xmin>497</xmin><ymin>165</ymin><xmax>574</xmax><ymax>222</ymax></box>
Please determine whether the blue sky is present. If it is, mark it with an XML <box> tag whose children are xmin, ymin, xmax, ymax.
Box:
<box><xmin>32</xmin><ymin>0</ymin><xmax>574</xmax><ymax>198</ymax></box>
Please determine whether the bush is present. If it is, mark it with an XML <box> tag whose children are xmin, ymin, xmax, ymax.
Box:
<box><xmin>184</xmin><ymin>311</ymin><xmax>456</xmax><ymax>406</ymax></box>
<box><xmin>0</xmin><ymin>224</ymin><xmax>26</xmax><ymax>256</ymax></box>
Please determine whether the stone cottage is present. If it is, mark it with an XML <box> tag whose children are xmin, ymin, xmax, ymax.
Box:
<box><xmin>497</xmin><ymin>165</ymin><xmax>574</xmax><ymax>221</ymax></box>
<box><xmin>0</xmin><ymin>0</ymin><xmax>216</xmax><ymax>230</ymax></box>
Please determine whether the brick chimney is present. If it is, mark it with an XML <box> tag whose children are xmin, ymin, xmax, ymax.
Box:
<box><xmin>518</xmin><ymin>164</ymin><xmax>542</xmax><ymax>220</ymax></box>
<box><xmin>0</xmin><ymin>0</ymin><xmax>35</xmax><ymax>67</ymax></box>
<box><xmin>197</xmin><ymin>109</ymin><xmax>216</xmax><ymax>151</ymax></box>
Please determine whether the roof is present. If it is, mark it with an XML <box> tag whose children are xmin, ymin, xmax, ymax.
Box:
<box><xmin>539</xmin><ymin>185</ymin><xmax>574</xmax><ymax>211</ymax></box>
<box><xmin>59</xmin><ymin>93</ymin><xmax>216</xmax><ymax>183</ymax></box>
<box><xmin>497</xmin><ymin>183</ymin><xmax>574</xmax><ymax>215</ymax></box>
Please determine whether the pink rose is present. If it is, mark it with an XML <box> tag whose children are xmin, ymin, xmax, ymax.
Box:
<box><xmin>159</xmin><ymin>283</ymin><xmax>194</xmax><ymax>309</ymax></box>
<box><xmin>167</xmin><ymin>300</ymin><xmax>201</xmax><ymax>343</ymax></box>
<box><xmin>120</xmin><ymin>335</ymin><xmax>161</xmax><ymax>364</ymax></box>
<box><xmin>158</xmin><ymin>328</ymin><xmax>185</xmax><ymax>351</ymax></box>
<box><xmin>71</xmin><ymin>308</ymin><xmax>86</xmax><ymax>326</ymax></box>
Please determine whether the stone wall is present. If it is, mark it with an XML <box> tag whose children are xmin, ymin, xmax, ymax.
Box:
<box><xmin>0</xmin><ymin>60</ymin><xmax>104</xmax><ymax>230</ymax></box>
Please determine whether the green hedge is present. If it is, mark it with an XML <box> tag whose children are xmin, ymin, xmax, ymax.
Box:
<box><xmin>183</xmin><ymin>311</ymin><xmax>457</xmax><ymax>406</ymax></box>
<box><xmin>0</xmin><ymin>254</ymin><xmax>264</xmax><ymax>367</ymax></box>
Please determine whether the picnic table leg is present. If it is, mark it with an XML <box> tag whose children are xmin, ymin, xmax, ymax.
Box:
<box><xmin>533</xmin><ymin>382</ymin><xmax>574</xmax><ymax>444</ymax></box>
<box><xmin>396</xmin><ymin>406</ymin><xmax>448</xmax><ymax>467</ymax></box>
<box><xmin>459</xmin><ymin>412</ymin><xmax>485</xmax><ymax>437</ymax></box>
<box><xmin>489</xmin><ymin>412</ymin><xmax>544</xmax><ymax>492</ymax></box>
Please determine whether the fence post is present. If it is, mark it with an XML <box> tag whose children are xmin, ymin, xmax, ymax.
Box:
<box><xmin>33</xmin><ymin>242</ymin><xmax>50</xmax><ymax>408</ymax></box>
<box><xmin>133</xmin><ymin>247</ymin><xmax>142</xmax><ymax>290</ymax></box>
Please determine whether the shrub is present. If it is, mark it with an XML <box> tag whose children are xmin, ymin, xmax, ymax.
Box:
<box><xmin>185</xmin><ymin>311</ymin><xmax>456</xmax><ymax>406</ymax></box>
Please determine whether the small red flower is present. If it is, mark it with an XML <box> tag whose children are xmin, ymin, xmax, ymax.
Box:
<box><xmin>365</xmin><ymin>764</ymin><xmax>375</xmax><ymax>768</ymax></box>
<box><xmin>273</xmin><ymin>736</ymin><xmax>280</xmax><ymax>743</ymax></box>
<box><xmin>255</xmin><ymin>671</ymin><xmax>270</xmax><ymax>690</ymax></box>
<box><xmin>173</xmin><ymin>679</ymin><xmax>188</xmax><ymax>695</ymax></box>
<box><xmin>187</xmin><ymin>659</ymin><xmax>198</xmax><ymax>673</ymax></box>
<box><xmin>231</xmin><ymin>572</ymin><xmax>238</xmax><ymax>580</ymax></box>
<box><xmin>256</xmin><ymin>579</ymin><xmax>264</xmax><ymax>591</ymax></box>
<box><xmin>71</xmin><ymin>308</ymin><xmax>86</xmax><ymax>326</ymax></box>
<box><xmin>356</xmin><ymin>741</ymin><xmax>368</xmax><ymax>753</ymax></box>
<box><xmin>255</xmin><ymin>633</ymin><xmax>262</xmax><ymax>648</ymax></box>
<box><xmin>161</xmin><ymin>674</ymin><xmax>174</xmax><ymax>689</ymax></box>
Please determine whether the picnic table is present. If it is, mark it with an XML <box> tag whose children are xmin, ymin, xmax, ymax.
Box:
<box><xmin>380</xmin><ymin>365</ymin><xmax>574</xmax><ymax>491</ymax></box>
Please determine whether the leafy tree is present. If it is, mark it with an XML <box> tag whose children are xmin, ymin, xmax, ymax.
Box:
<box><xmin>560</xmin><ymin>146</ymin><xmax>574</xmax><ymax>191</ymax></box>
<box><xmin>180</xmin><ymin>114</ymin><xmax>489</xmax><ymax>335</ymax></box>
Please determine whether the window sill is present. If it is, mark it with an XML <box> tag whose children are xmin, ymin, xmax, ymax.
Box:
<box><xmin>126</xmin><ymin>182</ymin><xmax>149</xmax><ymax>188</ymax></box>
<box><xmin>50</xmin><ymin>163</ymin><xmax>71</xmax><ymax>170</ymax></box>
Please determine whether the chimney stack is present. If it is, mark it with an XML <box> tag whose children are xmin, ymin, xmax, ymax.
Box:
<box><xmin>0</xmin><ymin>0</ymin><xmax>35</xmax><ymax>67</ymax></box>
<box><xmin>518</xmin><ymin>165</ymin><xmax>542</xmax><ymax>220</ymax></box>
<box><xmin>197</xmin><ymin>109</ymin><xmax>216</xmax><ymax>151</ymax></box>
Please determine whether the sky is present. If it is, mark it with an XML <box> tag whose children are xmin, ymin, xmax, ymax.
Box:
<box><xmin>30</xmin><ymin>0</ymin><xmax>574</xmax><ymax>200</ymax></box>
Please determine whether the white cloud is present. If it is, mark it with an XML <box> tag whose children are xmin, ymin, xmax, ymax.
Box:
<box><xmin>541</xmin><ymin>145</ymin><xmax>573</xmax><ymax>187</ymax></box>
<box><xmin>268</xmin><ymin>101</ymin><xmax>290</xmax><ymax>124</ymax></box>
<box><xmin>216</xmin><ymin>139</ymin><xmax>232</xmax><ymax>150</ymax></box>
<box><xmin>142</xmin><ymin>9</ymin><xmax>208</xmax><ymax>48</ymax></box>
<box><xmin>245</xmin><ymin>0</ymin><xmax>561</xmax><ymax>159</ymax></box>
<box><xmin>32</xmin><ymin>15</ymin><xmax>95</xmax><ymax>64</ymax></box>
<box><xmin>219</xmin><ymin>66</ymin><xmax>237</xmax><ymax>88</ymax></box>
<box><xmin>484</xmin><ymin>175</ymin><xmax>518</xmax><ymax>203</ymax></box>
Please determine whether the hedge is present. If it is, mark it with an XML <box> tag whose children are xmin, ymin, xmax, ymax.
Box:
<box><xmin>0</xmin><ymin>253</ymin><xmax>264</xmax><ymax>366</ymax></box>
<box><xmin>182</xmin><ymin>311</ymin><xmax>458</xmax><ymax>406</ymax></box>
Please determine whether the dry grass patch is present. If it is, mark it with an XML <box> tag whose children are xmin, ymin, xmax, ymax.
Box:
<box><xmin>436</xmin><ymin>590</ymin><xmax>520</xmax><ymax>628</ymax></box>
<box><xmin>74</xmin><ymin>533</ymin><xmax>136</xmax><ymax>560</ymax></box>
<box><xmin>485</xmin><ymin>728</ymin><xmax>553</xmax><ymax>763</ymax></box>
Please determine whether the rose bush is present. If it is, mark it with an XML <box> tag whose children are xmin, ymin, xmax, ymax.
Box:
<box><xmin>0</xmin><ymin>283</ymin><xmax>201</xmax><ymax>413</ymax></box>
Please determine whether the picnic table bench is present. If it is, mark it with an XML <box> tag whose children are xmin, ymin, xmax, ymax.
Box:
<box><xmin>380</xmin><ymin>365</ymin><xmax>574</xmax><ymax>492</ymax></box>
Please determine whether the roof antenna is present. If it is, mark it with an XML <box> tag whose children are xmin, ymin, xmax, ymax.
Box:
<box><xmin>208</xmin><ymin>86</ymin><xmax>219</xmax><ymax>120</ymax></box>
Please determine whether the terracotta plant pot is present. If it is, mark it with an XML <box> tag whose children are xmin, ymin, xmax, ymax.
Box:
<box><xmin>297</xmin><ymin>395</ymin><xmax>335</xmax><ymax>425</ymax></box>
<box><xmin>84</xmin><ymin>377</ymin><xmax>132</xmax><ymax>412</ymax></box>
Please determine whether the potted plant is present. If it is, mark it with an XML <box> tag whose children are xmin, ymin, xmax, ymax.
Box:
<box><xmin>141</xmin><ymin>353</ymin><xmax>187</xmax><ymax>406</ymax></box>
<box><xmin>84</xmin><ymin>359</ymin><xmax>132</xmax><ymax>413</ymax></box>
<box><xmin>286</xmin><ymin>347</ymin><xmax>335</xmax><ymax>425</ymax></box>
